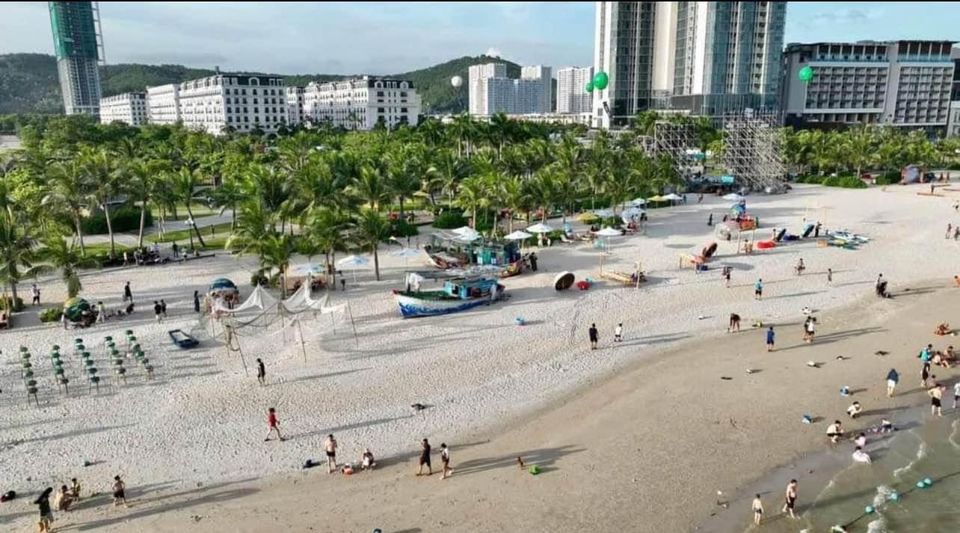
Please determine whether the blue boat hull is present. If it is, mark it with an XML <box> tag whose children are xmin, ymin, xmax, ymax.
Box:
<box><xmin>394</xmin><ymin>292</ymin><xmax>490</xmax><ymax>318</ymax></box>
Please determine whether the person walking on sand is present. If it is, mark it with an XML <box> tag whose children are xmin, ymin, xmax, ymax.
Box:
<box><xmin>440</xmin><ymin>443</ymin><xmax>453</xmax><ymax>479</ymax></box>
<box><xmin>782</xmin><ymin>479</ymin><xmax>798</xmax><ymax>519</ymax></box>
<box><xmin>921</xmin><ymin>359</ymin><xmax>932</xmax><ymax>389</ymax></box>
<box><xmin>752</xmin><ymin>494</ymin><xmax>764</xmax><ymax>525</ymax></box>
<box><xmin>34</xmin><ymin>487</ymin><xmax>54</xmax><ymax>533</ymax></box>
<box><xmin>265</xmin><ymin>407</ymin><xmax>285</xmax><ymax>442</ymax></box>
<box><xmin>323</xmin><ymin>434</ymin><xmax>338</xmax><ymax>473</ymax></box>
<box><xmin>827</xmin><ymin>268</ymin><xmax>833</xmax><ymax>284</ymax></box>
<box><xmin>193</xmin><ymin>290</ymin><xmax>200</xmax><ymax>313</ymax></box>
<box><xmin>153</xmin><ymin>301</ymin><xmax>163</xmax><ymax>323</ymax></box>
<box><xmin>31</xmin><ymin>283</ymin><xmax>40</xmax><ymax>306</ymax></box>
<box><xmin>886</xmin><ymin>368</ymin><xmax>899</xmax><ymax>397</ymax></box>
<box><xmin>256</xmin><ymin>358</ymin><xmax>266</xmax><ymax>386</ymax></box>
<box><xmin>70</xmin><ymin>478</ymin><xmax>81</xmax><ymax>500</ymax></box>
<box><xmin>723</xmin><ymin>266</ymin><xmax>732</xmax><ymax>287</ymax></box>
<box><xmin>123</xmin><ymin>281</ymin><xmax>133</xmax><ymax>303</ymax></box>
<box><xmin>614</xmin><ymin>323</ymin><xmax>623</xmax><ymax>342</ymax></box>
<box><xmin>160</xmin><ymin>299</ymin><xmax>167</xmax><ymax>318</ymax></box>
<box><xmin>112</xmin><ymin>475</ymin><xmax>127</xmax><ymax>507</ymax></box>
<box><xmin>804</xmin><ymin>317</ymin><xmax>816</xmax><ymax>344</ymax></box>
<box><xmin>417</xmin><ymin>438</ymin><xmax>433</xmax><ymax>476</ymax></box>
<box><xmin>588</xmin><ymin>323</ymin><xmax>599</xmax><ymax>350</ymax></box>
<box><xmin>929</xmin><ymin>383</ymin><xmax>945</xmax><ymax>417</ymax></box>
<box><xmin>953</xmin><ymin>380</ymin><xmax>960</xmax><ymax>409</ymax></box>
<box><xmin>948</xmin><ymin>224</ymin><xmax>954</xmax><ymax>239</ymax></box>
<box><xmin>728</xmin><ymin>313</ymin><xmax>741</xmax><ymax>333</ymax></box>
<box><xmin>766</xmin><ymin>326</ymin><xmax>775</xmax><ymax>352</ymax></box>
<box><xmin>97</xmin><ymin>301</ymin><xmax>106</xmax><ymax>323</ymax></box>
<box><xmin>754</xmin><ymin>278</ymin><xmax>764</xmax><ymax>300</ymax></box>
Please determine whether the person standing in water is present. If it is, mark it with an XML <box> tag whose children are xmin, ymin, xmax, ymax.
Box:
<box><xmin>782</xmin><ymin>479</ymin><xmax>798</xmax><ymax>519</ymax></box>
<box><xmin>752</xmin><ymin>494</ymin><xmax>764</xmax><ymax>525</ymax></box>
<box><xmin>588</xmin><ymin>323</ymin><xmax>599</xmax><ymax>350</ymax></box>
<box><xmin>766</xmin><ymin>326</ymin><xmax>775</xmax><ymax>352</ymax></box>
<box><xmin>886</xmin><ymin>368</ymin><xmax>899</xmax><ymax>397</ymax></box>
<box><xmin>264</xmin><ymin>407</ymin><xmax>285</xmax><ymax>442</ymax></box>
<box><xmin>256</xmin><ymin>358</ymin><xmax>266</xmax><ymax>386</ymax></box>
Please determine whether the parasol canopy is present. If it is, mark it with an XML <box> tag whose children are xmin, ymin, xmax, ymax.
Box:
<box><xmin>593</xmin><ymin>208</ymin><xmax>615</xmax><ymax>218</ymax></box>
<box><xmin>504</xmin><ymin>230</ymin><xmax>533</xmax><ymax>241</ymax></box>
<box><xmin>662</xmin><ymin>193</ymin><xmax>683</xmax><ymax>201</ymax></box>
<box><xmin>526</xmin><ymin>222</ymin><xmax>554</xmax><ymax>234</ymax></box>
<box><xmin>594</xmin><ymin>227</ymin><xmax>623</xmax><ymax>237</ymax></box>
<box><xmin>209</xmin><ymin>278</ymin><xmax>237</xmax><ymax>291</ymax></box>
<box><xmin>288</xmin><ymin>263</ymin><xmax>324</xmax><ymax>276</ymax></box>
<box><xmin>336</xmin><ymin>255</ymin><xmax>370</xmax><ymax>268</ymax></box>
<box><xmin>723</xmin><ymin>193</ymin><xmax>745</xmax><ymax>201</ymax></box>
<box><xmin>452</xmin><ymin>226</ymin><xmax>481</xmax><ymax>241</ymax></box>
<box><xmin>390</xmin><ymin>247</ymin><xmax>425</xmax><ymax>258</ymax></box>
<box><xmin>631</xmin><ymin>197</ymin><xmax>647</xmax><ymax>206</ymax></box>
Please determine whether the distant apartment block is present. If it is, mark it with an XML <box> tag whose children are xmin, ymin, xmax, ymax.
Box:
<box><xmin>782</xmin><ymin>40</ymin><xmax>957</xmax><ymax>132</ymax></box>
<box><xmin>557</xmin><ymin>66</ymin><xmax>594</xmax><ymax>114</ymax></box>
<box><xmin>948</xmin><ymin>49</ymin><xmax>960</xmax><ymax>138</ymax></box>
<box><xmin>468</xmin><ymin>63</ymin><xmax>553</xmax><ymax>116</ymax></box>
<box><xmin>285</xmin><ymin>86</ymin><xmax>305</xmax><ymax>127</ymax></box>
<box><xmin>146</xmin><ymin>75</ymin><xmax>286</xmax><ymax>135</ymax></box>
<box><xmin>99</xmin><ymin>92</ymin><xmax>147</xmax><ymax>126</ymax></box>
<box><xmin>302</xmin><ymin>77</ymin><xmax>420</xmax><ymax>130</ymax></box>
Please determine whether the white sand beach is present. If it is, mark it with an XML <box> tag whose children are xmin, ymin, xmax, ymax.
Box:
<box><xmin>2</xmin><ymin>183</ymin><xmax>959</xmax><ymax>531</ymax></box>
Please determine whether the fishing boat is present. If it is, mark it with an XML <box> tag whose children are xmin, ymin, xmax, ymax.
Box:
<box><xmin>393</xmin><ymin>277</ymin><xmax>505</xmax><ymax>318</ymax></box>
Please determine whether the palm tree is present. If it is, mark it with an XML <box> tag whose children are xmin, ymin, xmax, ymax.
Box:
<box><xmin>126</xmin><ymin>158</ymin><xmax>165</xmax><ymax>248</ymax></box>
<box><xmin>386</xmin><ymin>146</ymin><xmax>424</xmax><ymax>219</ymax></box>
<box><xmin>79</xmin><ymin>146</ymin><xmax>122</xmax><ymax>259</ymax></box>
<box><xmin>44</xmin><ymin>160</ymin><xmax>91</xmax><ymax>256</ymax></box>
<box><xmin>845</xmin><ymin>125</ymin><xmax>876</xmax><ymax>179</ymax></box>
<box><xmin>40</xmin><ymin>231</ymin><xmax>97</xmax><ymax>298</ymax></box>
<box><xmin>0</xmin><ymin>211</ymin><xmax>40</xmax><ymax>306</ymax></box>
<box><xmin>172</xmin><ymin>168</ymin><xmax>207</xmax><ymax>247</ymax></box>
<box><xmin>260</xmin><ymin>233</ymin><xmax>297</xmax><ymax>297</ymax></box>
<box><xmin>225</xmin><ymin>199</ymin><xmax>273</xmax><ymax>262</ymax></box>
<box><xmin>349</xmin><ymin>164</ymin><xmax>390</xmax><ymax>213</ymax></box>
<box><xmin>354</xmin><ymin>210</ymin><xmax>390</xmax><ymax>281</ymax></box>
<box><xmin>305</xmin><ymin>207</ymin><xmax>351</xmax><ymax>286</ymax></box>
<box><xmin>455</xmin><ymin>175</ymin><xmax>490</xmax><ymax>229</ymax></box>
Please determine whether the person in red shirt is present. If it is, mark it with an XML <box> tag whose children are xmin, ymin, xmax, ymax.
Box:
<box><xmin>265</xmin><ymin>407</ymin><xmax>285</xmax><ymax>442</ymax></box>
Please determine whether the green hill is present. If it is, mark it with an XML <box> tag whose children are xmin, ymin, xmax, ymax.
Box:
<box><xmin>0</xmin><ymin>53</ymin><xmax>528</xmax><ymax>115</ymax></box>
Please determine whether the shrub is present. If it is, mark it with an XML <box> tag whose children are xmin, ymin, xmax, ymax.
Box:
<box><xmin>0</xmin><ymin>296</ymin><xmax>24</xmax><ymax>312</ymax></box>
<box><xmin>81</xmin><ymin>206</ymin><xmax>153</xmax><ymax>235</ymax></box>
<box><xmin>874</xmin><ymin>171</ymin><xmax>901</xmax><ymax>185</ymax></box>
<box><xmin>389</xmin><ymin>219</ymin><xmax>419</xmax><ymax>238</ymax></box>
<box><xmin>837</xmin><ymin>176</ymin><xmax>868</xmax><ymax>189</ymax></box>
<box><xmin>38</xmin><ymin>307</ymin><xmax>62</xmax><ymax>322</ymax></box>
<box><xmin>250</xmin><ymin>270</ymin><xmax>269</xmax><ymax>287</ymax></box>
<box><xmin>432</xmin><ymin>210</ymin><xmax>467</xmax><ymax>229</ymax></box>
<box><xmin>601</xmin><ymin>216</ymin><xmax>622</xmax><ymax>228</ymax></box>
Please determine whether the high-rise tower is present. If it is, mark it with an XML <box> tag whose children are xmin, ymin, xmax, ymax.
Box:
<box><xmin>49</xmin><ymin>2</ymin><xmax>104</xmax><ymax>116</ymax></box>
<box><xmin>593</xmin><ymin>1</ymin><xmax>786</xmax><ymax>128</ymax></box>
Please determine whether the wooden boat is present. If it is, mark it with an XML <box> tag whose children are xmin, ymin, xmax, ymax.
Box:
<box><xmin>393</xmin><ymin>277</ymin><xmax>505</xmax><ymax>318</ymax></box>
<box><xmin>499</xmin><ymin>259</ymin><xmax>525</xmax><ymax>278</ymax></box>
<box><xmin>168</xmin><ymin>329</ymin><xmax>200</xmax><ymax>349</ymax></box>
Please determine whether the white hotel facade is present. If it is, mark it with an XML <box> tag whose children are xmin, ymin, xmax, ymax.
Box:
<box><xmin>99</xmin><ymin>92</ymin><xmax>147</xmax><ymax>126</ymax></box>
<box><xmin>301</xmin><ymin>76</ymin><xmax>421</xmax><ymax>130</ymax></box>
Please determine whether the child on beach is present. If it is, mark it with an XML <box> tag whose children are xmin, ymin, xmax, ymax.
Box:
<box><xmin>827</xmin><ymin>420</ymin><xmax>843</xmax><ymax>443</ymax></box>
<box><xmin>256</xmin><ymin>358</ymin><xmax>266</xmax><ymax>386</ymax></box>
<box><xmin>70</xmin><ymin>478</ymin><xmax>81</xmax><ymax>500</ymax></box>
<box><xmin>588</xmin><ymin>324</ymin><xmax>599</xmax><ymax>350</ymax></box>
<box><xmin>846</xmin><ymin>401</ymin><xmax>863</xmax><ymax>419</ymax></box>
<box><xmin>766</xmin><ymin>326</ymin><xmax>775</xmax><ymax>352</ymax></box>
<box><xmin>754</xmin><ymin>279</ymin><xmax>763</xmax><ymax>300</ymax></box>
<box><xmin>929</xmin><ymin>383</ymin><xmax>945</xmax><ymax>416</ymax></box>
<box><xmin>752</xmin><ymin>494</ymin><xmax>764</xmax><ymax>525</ymax></box>
<box><xmin>440</xmin><ymin>443</ymin><xmax>453</xmax><ymax>479</ymax></box>
<box><xmin>852</xmin><ymin>446</ymin><xmax>872</xmax><ymax>464</ymax></box>
<box><xmin>728</xmin><ymin>313</ymin><xmax>741</xmax><ymax>333</ymax></box>
<box><xmin>112</xmin><ymin>475</ymin><xmax>127</xmax><ymax>507</ymax></box>
<box><xmin>361</xmin><ymin>448</ymin><xmax>376</xmax><ymax>470</ymax></box>
<box><xmin>614</xmin><ymin>323</ymin><xmax>623</xmax><ymax>342</ymax></box>
<box><xmin>265</xmin><ymin>407</ymin><xmax>285</xmax><ymax>442</ymax></box>
<box><xmin>886</xmin><ymin>368</ymin><xmax>899</xmax><ymax>397</ymax></box>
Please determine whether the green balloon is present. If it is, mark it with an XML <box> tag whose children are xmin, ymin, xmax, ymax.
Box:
<box><xmin>585</xmin><ymin>80</ymin><xmax>594</xmax><ymax>93</ymax></box>
<box><xmin>798</xmin><ymin>65</ymin><xmax>814</xmax><ymax>83</ymax></box>
<box><xmin>593</xmin><ymin>71</ymin><xmax>609</xmax><ymax>91</ymax></box>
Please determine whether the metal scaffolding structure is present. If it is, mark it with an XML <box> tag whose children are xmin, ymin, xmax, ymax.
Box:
<box><xmin>721</xmin><ymin>110</ymin><xmax>786</xmax><ymax>192</ymax></box>
<box><xmin>652</xmin><ymin>121</ymin><xmax>701</xmax><ymax>178</ymax></box>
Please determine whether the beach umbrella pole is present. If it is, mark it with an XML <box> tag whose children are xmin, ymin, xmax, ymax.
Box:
<box><xmin>348</xmin><ymin>303</ymin><xmax>359</xmax><ymax>348</ymax></box>
<box><xmin>296</xmin><ymin>318</ymin><xmax>307</xmax><ymax>364</ymax></box>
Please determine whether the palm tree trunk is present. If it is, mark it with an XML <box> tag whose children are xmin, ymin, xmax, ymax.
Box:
<box><xmin>137</xmin><ymin>202</ymin><xmax>147</xmax><ymax>249</ymax></box>
<box><xmin>9</xmin><ymin>281</ymin><xmax>18</xmax><ymax>309</ymax></box>
<box><xmin>399</xmin><ymin>197</ymin><xmax>405</xmax><ymax>219</ymax></box>
<box><xmin>74</xmin><ymin>214</ymin><xmax>86</xmax><ymax>257</ymax></box>
<box><xmin>185</xmin><ymin>205</ymin><xmax>207</xmax><ymax>247</ymax></box>
<box><xmin>103</xmin><ymin>202</ymin><xmax>117</xmax><ymax>259</ymax></box>
<box><xmin>372</xmin><ymin>246</ymin><xmax>380</xmax><ymax>281</ymax></box>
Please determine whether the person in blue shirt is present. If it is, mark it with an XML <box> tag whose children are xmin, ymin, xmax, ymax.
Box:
<box><xmin>766</xmin><ymin>326</ymin><xmax>775</xmax><ymax>352</ymax></box>
<box><xmin>754</xmin><ymin>279</ymin><xmax>764</xmax><ymax>300</ymax></box>
<box><xmin>886</xmin><ymin>368</ymin><xmax>899</xmax><ymax>397</ymax></box>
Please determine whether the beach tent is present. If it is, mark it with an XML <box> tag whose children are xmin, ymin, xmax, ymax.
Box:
<box><xmin>213</xmin><ymin>284</ymin><xmax>277</xmax><ymax>314</ymax></box>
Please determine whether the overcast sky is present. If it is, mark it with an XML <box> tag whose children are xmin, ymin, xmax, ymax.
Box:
<box><xmin>2</xmin><ymin>2</ymin><xmax>959</xmax><ymax>75</ymax></box>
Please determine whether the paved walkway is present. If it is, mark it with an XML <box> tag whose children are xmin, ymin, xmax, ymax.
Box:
<box><xmin>83</xmin><ymin>211</ymin><xmax>233</xmax><ymax>246</ymax></box>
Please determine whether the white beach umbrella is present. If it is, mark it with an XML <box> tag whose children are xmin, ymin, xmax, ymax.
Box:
<box><xmin>663</xmin><ymin>193</ymin><xmax>683</xmax><ymax>201</ymax></box>
<box><xmin>723</xmin><ymin>193</ymin><xmax>745</xmax><ymax>201</ymax></box>
<box><xmin>593</xmin><ymin>208</ymin><xmax>615</xmax><ymax>218</ymax></box>
<box><xmin>288</xmin><ymin>263</ymin><xmax>325</xmax><ymax>276</ymax></box>
<box><xmin>390</xmin><ymin>247</ymin><xmax>426</xmax><ymax>269</ymax></box>
<box><xmin>594</xmin><ymin>226</ymin><xmax>622</xmax><ymax>237</ymax></box>
<box><xmin>336</xmin><ymin>254</ymin><xmax>370</xmax><ymax>282</ymax></box>
<box><xmin>631</xmin><ymin>197</ymin><xmax>647</xmax><ymax>206</ymax></box>
<box><xmin>526</xmin><ymin>222</ymin><xmax>554</xmax><ymax>234</ymax></box>
<box><xmin>504</xmin><ymin>230</ymin><xmax>533</xmax><ymax>241</ymax></box>
<box><xmin>451</xmin><ymin>226</ymin><xmax>481</xmax><ymax>241</ymax></box>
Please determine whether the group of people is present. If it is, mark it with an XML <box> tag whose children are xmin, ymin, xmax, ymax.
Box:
<box><xmin>33</xmin><ymin>476</ymin><xmax>125</xmax><ymax>532</ymax></box>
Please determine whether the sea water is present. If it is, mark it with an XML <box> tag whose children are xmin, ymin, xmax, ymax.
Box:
<box><xmin>748</xmin><ymin>417</ymin><xmax>960</xmax><ymax>532</ymax></box>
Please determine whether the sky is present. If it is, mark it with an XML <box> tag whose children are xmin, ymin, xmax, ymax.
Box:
<box><xmin>2</xmin><ymin>2</ymin><xmax>959</xmax><ymax>75</ymax></box>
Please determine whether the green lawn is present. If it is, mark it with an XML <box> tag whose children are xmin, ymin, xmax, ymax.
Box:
<box><xmin>150</xmin><ymin>203</ymin><xmax>220</xmax><ymax>221</ymax></box>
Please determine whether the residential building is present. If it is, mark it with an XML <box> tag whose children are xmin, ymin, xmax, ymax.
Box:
<box><xmin>469</xmin><ymin>63</ymin><xmax>507</xmax><ymax>116</ymax></box>
<box><xmin>285</xmin><ymin>86</ymin><xmax>305</xmax><ymax>127</ymax></box>
<box><xmin>145</xmin><ymin>84</ymin><xmax>180</xmax><ymax>125</ymax></box>
<box><xmin>948</xmin><ymin>49</ymin><xmax>960</xmax><ymax>138</ymax></box>
<box><xmin>781</xmin><ymin>40</ymin><xmax>956</xmax><ymax>132</ymax></box>
<box><xmin>557</xmin><ymin>66</ymin><xmax>594</xmax><ymax>114</ymax></box>
<box><xmin>468</xmin><ymin>63</ymin><xmax>553</xmax><ymax>116</ymax></box>
<box><xmin>592</xmin><ymin>1</ymin><xmax>786</xmax><ymax>128</ymax></box>
<box><xmin>48</xmin><ymin>1</ymin><xmax>104</xmax><ymax>116</ymax></box>
<box><xmin>99</xmin><ymin>92</ymin><xmax>147</xmax><ymax>126</ymax></box>
<box><xmin>146</xmin><ymin>74</ymin><xmax>286</xmax><ymax>135</ymax></box>
<box><xmin>302</xmin><ymin>77</ymin><xmax>420</xmax><ymax>130</ymax></box>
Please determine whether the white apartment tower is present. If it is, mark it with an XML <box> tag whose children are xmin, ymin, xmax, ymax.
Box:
<box><xmin>593</xmin><ymin>1</ymin><xmax>787</xmax><ymax>128</ymax></box>
<box><xmin>557</xmin><ymin>66</ymin><xmax>594</xmax><ymax>114</ymax></box>
<box><xmin>302</xmin><ymin>77</ymin><xmax>420</xmax><ymax>130</ymax></box>
<box><xmin>781</xmin><ymin>40</ymin><xmax>957</xmax><ymax>133</ymax></box>
<box><xmin>99</xmin><ymin>92</ymin><xmax>147</xmax><ymax>126</ymax></box>
<box><xmin>468</xmin><ymin>63</ymin><xmax>553</xmax><ymax>116</ymax></box>
<box><xmin>145</xmin><ymin>84</ymin><xmax>180</xmax><ymax>125</ymax></box>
